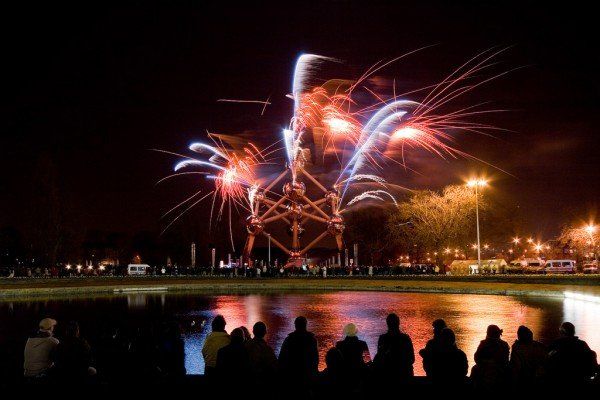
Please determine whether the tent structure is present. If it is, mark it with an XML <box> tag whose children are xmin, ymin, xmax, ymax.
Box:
<box><xmin>448</xmin><ymin>259</ymin><xmax>508</xmax><ymax>275</ymax></box>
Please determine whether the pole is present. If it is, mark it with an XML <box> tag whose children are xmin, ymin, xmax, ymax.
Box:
<box><xmin>268</xmin><ymin>234</ymin><xmax>271</xmax><ymax>266</ymax></box>
<box><xmin>475</xmin><ymin>184</ymin><xmax>482</xmax><ymax>270</ymax></box>
<box><xmin>211</xmin><ymin>248</ymin><xmax>216</xmax><ymax>273</ymax></box>
<box><xmin>191</xmin><ymin>243</ymin><xmax>196</xmax><ymax>268</ymax></box>
<box><xmin>345</xmin><ymin>248</ymin><xmax>349</xmax><ymax>267</ymax></box>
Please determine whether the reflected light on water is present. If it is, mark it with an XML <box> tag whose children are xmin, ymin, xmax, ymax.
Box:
<box><xmin>1</xmin><ymin>291</ymin><xmax>598</xmax><ymax>377</ymax></box>
<box><xmin>563</xmin><ymin>297</ymin><xmax>600</xmax><ymax>355</ymax></box>
<box><xmin>182</xmin><ymin>292</ymin><xmax>587</xmax><ymax>375</ymax></box>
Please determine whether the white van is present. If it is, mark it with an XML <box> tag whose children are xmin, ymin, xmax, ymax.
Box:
<box><xmin>127</xmin><ymin>264</ymin><xmax>150</xmax><ymax>275</ymax></box>
<box><xmin>544</xmin><ymin>260</ymin><xmax>576</xmax><ymax>274</ymax></box>
<box><xmin>522</xmin><ymin>260</ymin><xmax>545</xmax><ymax>274</ymax></box>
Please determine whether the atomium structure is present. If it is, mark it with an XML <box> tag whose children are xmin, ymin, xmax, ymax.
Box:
<box><xmin>163</xmin><ymin>52</ymin><xmax>505</xmax><ymax>268</ymax></box>
<box><xmin>243</xmin><ymin>158</ymin><xmax>345</xmax><ymax>268</ymax></box>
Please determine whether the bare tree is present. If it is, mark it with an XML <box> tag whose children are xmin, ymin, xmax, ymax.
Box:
<box><xmin>388</xmin><ymin>185</ymin><xmax>480</xmax><ymax>256</ymax></box>
<box><xmin>558</xmin><ymin>225</ymin><xmax>598</xmax><ymax>260</ymax></box>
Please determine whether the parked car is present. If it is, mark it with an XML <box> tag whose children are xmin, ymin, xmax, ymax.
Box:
<box><xmin>544</xmin><ymin>260</ymin><xmax>576</xmax><ymax>274</ymax></box>
<box><xmin>127</xmin><ymin>264</ymin><xmax>150</xmax><ymax>275</ymax></box>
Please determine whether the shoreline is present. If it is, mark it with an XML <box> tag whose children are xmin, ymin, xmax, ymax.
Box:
<box><xmin>1</xmin><ymin>275</ymin><xmax>599</xmax><ymax>299</ymax></box>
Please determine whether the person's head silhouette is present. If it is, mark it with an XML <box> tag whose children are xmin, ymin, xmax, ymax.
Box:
<box><xmin>294</xmin><ymin>316</ymin><xmax>308</xmax><ymax>332</ymax></box>
<box><xmin>253</xmin><ymin>321</ymin><xmax>267</xmax><ymax>339</ymax></box>
<box><xmin>559</xmin><ymin>322</ymin><xmax>575</xmax><ymax>337</ymax></box>
<box><xmin>212</xmin><ymin>315</ymin><xmax>226</xmax><ymax>332</ymax></box>
<box><xmin>386</xmin><ymin>313</ymin><xmax>400</xmax><ymax>331</ymax></box>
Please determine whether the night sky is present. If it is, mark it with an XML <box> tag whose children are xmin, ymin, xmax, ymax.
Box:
<box><xmin>2</xmin><ymin>1</ymin><xmax>599</xmax><ymax>243</ymax></box>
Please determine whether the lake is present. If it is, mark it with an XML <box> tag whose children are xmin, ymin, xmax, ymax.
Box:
<box><xmin>1</xmin><ymin>291</ymin><xmax>598</xmax><ymax>376</ymax></box>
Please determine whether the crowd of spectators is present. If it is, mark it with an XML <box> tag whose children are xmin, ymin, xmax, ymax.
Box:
<box><xmin>14</xmin><ymin>313</ymin><xmax>598</xmax><ymax>396</ymax></box>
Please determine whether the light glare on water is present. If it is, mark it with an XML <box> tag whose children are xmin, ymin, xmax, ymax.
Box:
<box><xmin>1</xmin><ymin>291</ymin><xmax>598</xmax><ymax>376</ymax></box>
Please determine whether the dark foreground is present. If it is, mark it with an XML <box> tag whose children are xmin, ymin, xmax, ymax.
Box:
<box><xmin>4</xmin><ymin>376</ymin><xmax>598</xmax><ymax>399</ymax></box>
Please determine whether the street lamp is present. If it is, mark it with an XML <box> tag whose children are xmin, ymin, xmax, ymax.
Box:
<box><xmin>584</xmin><ymin>224</ymin><xmax>597</xmax><ymax>263</ymax></box>
<box><xmin>467</xmin><ymin>178</ymin><xmax>488</xmax><ymax>271</ymax></box>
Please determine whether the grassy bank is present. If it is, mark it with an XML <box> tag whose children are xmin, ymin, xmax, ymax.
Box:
<box><xmin>1</xmin><ymin>275</ymin><xmax>599</xmax><ymax>299</ymax></box>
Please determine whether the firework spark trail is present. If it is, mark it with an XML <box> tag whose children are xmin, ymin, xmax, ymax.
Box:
<box><xmin>158</xmin><ymin>49</ymin><xmax>511</xmax><ymax>236</ymax></box>
<box><xmin>160</xmin><ymin>191</ymin><xmax>215</xmax><ymax>235</ymax></box>
<box><xmin>337</xmin><ymin>99</ymin><xmax>418</xmax><ymax>200</ymax></box>
<box><xmin>337</xmin><ymin>174</ymin><xmax>388</xmax><ymax>187</ymax></box>
<box><xmin>344</xmin><ymin>190</ymin><xmax>399</xmax><ymax>208</ymax></box>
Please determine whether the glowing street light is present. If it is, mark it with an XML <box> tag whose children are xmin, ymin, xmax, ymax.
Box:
<box><xmin>466</xmin><ymin>178</ymin><xmax>488</xmax><ymax>270</ymax></box>
<box><xmin>512</xmin><ymin>237</ymin><xmax>520</xmax><ymax>245</ymax></box>
<box><xmin>584</xmin><ymin>224</ymin><xmax>597</xmax><ymax>235</ymax></box>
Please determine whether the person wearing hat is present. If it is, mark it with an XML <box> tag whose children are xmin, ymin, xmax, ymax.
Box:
<box><xmin>472</xmin><ymin>324</ymin><xmax>510</xmax><ymax>390</ymax></box>
<box><xmin>23</xmin><ymin>318</ymin><xmax>60</xmax><ymax>378</ymax></box>
<box><xmin>335</xmin><ymin>323</ymin><xmax>371</xmax><ymax>384</ymax></box>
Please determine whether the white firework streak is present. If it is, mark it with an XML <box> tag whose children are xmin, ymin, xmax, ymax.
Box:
<box><xmin>340</xmin><ymin>174</ymin><xmax>388</xmax><ymax>187</ymax></box>
<box><xmin>248</xmin><ymin>184</ymin><xmax>259</xmax><ymax>209</ymax></box>
<box><xmin>346</xmin><ymin>190</ymin><xmax>398</xmax><ymax>207</ymax></box>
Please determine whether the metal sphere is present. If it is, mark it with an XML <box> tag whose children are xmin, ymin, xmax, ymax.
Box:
<box><xmin>327</xmin><ymin>214</ymin><xmax>346</xmax><ymax>236</ymax></box>
<box><xmin>286</xmin><ymin>202</ymin><xmax>304</xmax><ymax>221</ymax></box>
<box><xmin>283</xmin><ymin>181</ymin><xmax>306</xmax><ymax>201</ymax></box>
<box><xmin>245</xmin><ymin>215</ymin><xmax>265</xmax><ymax>235</ymax></box>
<box><xmin>325</xmin><ymin>190</ymin><xmax>340</xmax><ymax>209</ymax></box>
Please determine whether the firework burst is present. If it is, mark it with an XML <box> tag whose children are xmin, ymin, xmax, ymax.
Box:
<box><xmin>158</xmin><ymin>49</ymin><xmax>509</xmax><ymax>265</ymax></box>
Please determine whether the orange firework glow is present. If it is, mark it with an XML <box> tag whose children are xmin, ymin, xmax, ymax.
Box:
<box><xmin>158</xmin><ymin>49</ymin><xmax>510</xmax><ymax>256</ymax></box>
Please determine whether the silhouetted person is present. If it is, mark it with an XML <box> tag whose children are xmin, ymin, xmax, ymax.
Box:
<box><xmin>216</xmin><ymin>327</ymin><xmax>251</xmax><ymax>378</ymax></box>
<box><xmin>23</xmin><ymin>318</ymin><xmax>59</xmax><ymax>378</ymax></box>
<box><xmin>472</xmin><ymin>324</ymin><xmax>510</xmax><ymax>391</ymax></box>
<box><xmin>157</xmin><ymin>321</ymin><xmax>186</xmax><ymax>379</ymax></box>
<box><xmin>373</xmin><ymin>313</ymin><xmax>415</xmax><ymax>382</ymax></box>
<box><xmin>509</xmin><ymin>325</ymin><xmax>546</xmax><ymax>387</ymax></box>
<box><xmin>335</xmin><ymin>323</ymin><xmax>370</xmax><ymax>385</ymax></box>
<box><xmin>240</xmin><ymin>325</ymin><xmax>252</xmax><ymax>342</ymax></box>
<box><xmin>202</xmin><ymin>315</ymin><xmax>230</xmax><ymax>377</ymax></box>
<box><xmin>546</xmin><ymin>322</ymin><xmax>598</xmax><ymax>385</ymax></box>
<box><xmin>315</xmin><ymin>348</ymin><xmax>350</xmax><ymax>399</ymax></box>
<box><xmin>419</xmin><ymin>318</ymin><xmax>447</xmax><ymax>376</ymax></box>
<box><xmin>427</xmin><ymin>328</ymin><xmax>468</xmax><ymax>386</ymax></box>
<box><xmin>279</xmin><ymin>316</ymin><xmax>319</xmax><ymax>392</ymax></box>
<box><xmin>245</xmin><ymin>322</ymin><xmax>278</xmax><ymax>384</ymax></box>
<box><xmin>54</xmin><ymin>321</ymin><xmax>96</xmax><ymax>380</ymax></box>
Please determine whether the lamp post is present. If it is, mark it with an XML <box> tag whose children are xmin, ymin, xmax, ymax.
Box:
<box><xmin>584</xmin><ymin>224</ymin><xmax>597</xmax><ymax>263</ymax></box>
<box><xmin>467</xmin><ymin>178</ymin><xmax>488</xmax><ymax>271</ymax></box>
<box><xmin>267</xmin><ymin>233</ymin><xmax>271</xmax><ymax>266</ymax></box>
<box><xmin>512</xmin><ymin>237</ymin><xmax>520</xmax><ymax>257</ymax></box>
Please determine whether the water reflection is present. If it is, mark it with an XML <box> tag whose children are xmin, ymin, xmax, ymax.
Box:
<box><xmin>1</xmin><ymin>291</ymin><xmax>598</xmax><ymax>377</ymax></box>
<box><xmin>563</xmin><ymin>297</ymin><xmax>600</xmax><ymax>354</ymax></box>
<box><xmin>182</xmin><ymin>292</ymin><xmax>587</xmax><ymax>375</ymax></box>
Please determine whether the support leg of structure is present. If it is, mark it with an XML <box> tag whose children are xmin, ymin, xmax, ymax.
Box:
<box><xmin>243</xmin><ymin>234</ymin><xmax>256</xmax><ymax>267</ymax></box>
